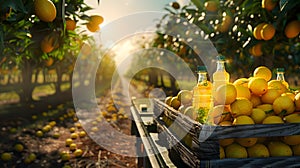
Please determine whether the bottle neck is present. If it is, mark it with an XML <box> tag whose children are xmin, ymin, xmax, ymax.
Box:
<box><xmin>198</xmin><ymin>72</ymin><xmax>208</xmax><ymax>83</ymax></box>
<box><xmin>216</xmin><ymin>60</ymin><xmax>226</xmax><ymax>71</ymax></box>
<box><xmin>277</xmin><ymin>72</ymin><xmax>285</xmax><ymax>81</ymax></box>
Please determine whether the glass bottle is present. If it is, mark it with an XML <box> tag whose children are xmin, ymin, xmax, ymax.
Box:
<box><xmin>276</xmin><ymin>68</ymin><xmax>289</xmax><ymax>88</ymax></box>
<box><xmin>192</xmin><ymin>66</ymin><xmax>213</xmax><ymax>123</ymax></box>
<box><xmin>212</xmin><ymin>55</ymin><xmax>230</xmax><ymax>92</ymax></box>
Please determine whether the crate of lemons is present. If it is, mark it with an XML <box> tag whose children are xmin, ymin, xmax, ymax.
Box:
<box><xmin>164</xmin><ymin>66</ymin><xmax>300</xmax><ymax>159</ymax></box>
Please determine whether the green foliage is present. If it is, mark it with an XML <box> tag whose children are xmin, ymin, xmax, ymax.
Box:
<box><xmin>154</xmin><ymin>0</ymin><xmax>300</xmax><ymax>79</ymax></box>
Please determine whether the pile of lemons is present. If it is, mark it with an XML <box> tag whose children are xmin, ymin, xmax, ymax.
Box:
<box><xmin>209</xmin><ymin>66</ymin><xmax>300</xmax><ymax>159</ymax></box>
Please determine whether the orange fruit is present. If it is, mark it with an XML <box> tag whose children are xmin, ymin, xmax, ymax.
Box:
<box><xmin>260</xmin><ymin>23</ymin><xmax>276</xmax><ymax>41</ymax></box>
<box><xmin>248</xmin><ymin>77</ymin><xmax>268</xmax><ymax>96</ymax></box>
<box><xmin>204</xmin><ymin>1</ymin><xmax>219</xmax><ymax>12</ymax></box>
<box><xmin>253</xmin><ymin>66</ymin><xmax>272</xmax><ymax>81</ymax></box>
<box><xmin>250</xmin><ymin>43</ymin><xmax>263</xmax><ymax>57</ymax></box>
<box><xmin>262</xmin><ymin>0</ymin><xmax>277</xmax><ymax>11</ymax></box>
<box><xmin>86</xmin><ymin>23</ymin><xmax>100</xmax><ymax>32</ymax></box>
<box><xmin>66</xmin><ymin>19</ymin><xmax>76</xmax><ymax>31</ymax></box>
<box><xmin>90</xmin><ymin>15</ymin><xmax>104</xmax><ymax>25</ymax></box>
<box><xmin>41</xmin><ymin>35</ymin><xmax>58</xmax><ymax>53</ymax></box>
<box><xmin>45</xmin><ymin>57</ymin><xmax>54</xmax><ymax>67</ymax></box>
<box><xmin>253</xmin><ymin>23</ymin><xmax>266</xmax><ymax>40</ymax></box>
<box><xmin>284</xmin><ymin>20</ymin><xmax>300</xmax><ymax>38</ymax></box>
<box><xmin>171</xmin><ymin>2</ymin><xmax>180</xmax><ymax>9</ymax></box>
<box><xmin>34</xmin><ymin>0</ymin><xmax>57</xmax><ymax>22</ymax></box>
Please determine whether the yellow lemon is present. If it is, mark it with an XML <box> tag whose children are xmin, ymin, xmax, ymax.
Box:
<box><xmin>251</xmin><ymin>108</ymin><xmax>267</xmax><ymax>124</ymax></box>
<box><xmin>14</xmin><ymin>144</ymin><xmax>24</xmax><ymax>152</ymax></box>
<box><xmin>261</xmin><ymin>89</ymin><xmax>281</xmax><ymax>104</ymax></box>
<box><xmin>236</xmin><ymin>137</ymin><xmax>257</xmax><ymax>147</ymax></box>
<box><xmin>253</xmin><ymin>66</ymin><xmax>272</xmax><ymax>81</ymax></box>
<box><xmin>262</xmin><ymin>116</ymin><xmax>284</xmax><ymax>124</ymax></box>
<box><xmin>208</xmin><ymin>105</ymin><xmax>232</xmax><ymax>125</ymax></box>
<box><xmin>268</xmin><ymin>141</ymin><xmax>292</xmax><ymax>157</ymax></box>
<box><xmin>219</xmin><ymin>138</ymin><xmax>234</xmax><ymax>147</ymax></box>
<box><xmin>248</xmin><ymin>77</ymin><xmax>268</xmax><ymax>96</ymax></box>
<box><xmin>230</xmin><ymin>98</ymin><xmax>253</xmax><ymax>117</ymax></box>
<box><xmin>273</xmin><ymin>96</ymin><xmax>295</xmax><ymax>116</ymax></box>
<box><xmin>281</xmin><ymin>92</ymin><xmax>295</xmax><ymax>101</ymax></box>
<box><xmin>249</xmin><ymin>95</ymin><xmax>262</xmax><ymax>107</ymax></box>
<box><xmin>256</xmin><ymin>104</ymin><xmax>274</xmax><ymax>116</ymax></box>
<box><xmin>247</xmin><ymin>143</ymin><xmax>270</xmax><ymax>158</ymax></box>
<box><xmin>183</xmin><ymin>106</ymin><xmax>198</xmax><ymax>121</ymax></box>
<box><xmin>225</xmin><ymin>143</ymin><xmax>248</xmax><ymax>158</ymax></box>
<box><xmin>233</xmin><ymin>78</ymin><xmax>249</xmax><ymax>88</ymax></box>
<box><xmin>1</xmin><ymin>152</ymin><xmax>12</xmax><ymax>161</ymax></box>
<box><xmin>282</xmin><ymin>135</ymin><xmax>300</xmax><ymax>146</ymax></box>
<box><xmin>34</xmin><ymin>0</ymin><xmax>57</xmax><ymax>22</ymax></box>
<box><xmin>170</xmin><ymin>96</ymin><xmax>181</xmax><ymax>110</ymax></box>
<box><xmin>294</xmin><ymin>93</ymin><xmax>300</xmax><ymax>111</ymax></box>
<box><xmin>214</xmin><ymin>83</ymin><xmax>237</xmax><ymax>105</ymax></box>
<box><xmin>177</xmin><ymin>90</ymin><xmax>193</xmax><ymax>105</ymax></box>
<box><xmin>268</xmin><ymin>80</ymin><xmax>288</xmax><ymax>94</ymax></box>
<box><xmin>220</xmin><ymin>146</ymin><xmax>225</xmax><ymax>159</ymax></box>
<box><xmin>235</xmin><ymin>85</ymin><xmax>251</xmax><ymax>99</ymax></box>
<box><xmin>165</xmin><ymin>96</ymin><xmax>172</xmax><ymax>106</ymax></box>
<box><xmin>233</xmin><ymin>115</ymin><xmax>255</xmax><ymax>125</ymax></box>
<box><xmin>284</xmin><ymin>113</ymin><xmax>300</xmax><ymax>123</ymax></box>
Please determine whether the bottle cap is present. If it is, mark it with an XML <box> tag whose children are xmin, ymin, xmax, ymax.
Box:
<box><xmin>197</xmin><ymin>65</ymin><xmax>207</xmax><ymax>72</ymax></box>
<box><xmin>276</xmin><ymin>68</ymin><xmax>285</xmax><ymax>72</ymax></box>
<box><xmin>216</xmin><ymin>55</ymin><xmax>225</xmax><ymax>61</ymax></box>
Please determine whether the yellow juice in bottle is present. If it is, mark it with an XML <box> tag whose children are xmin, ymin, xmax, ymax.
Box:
<box><xmin>276</xmin><ymin>68</ymin><xmax>289</xmax><ymax>89</ymax></box>
<box><xmin>192</xmin><ymin>66</ymin><xmax>213</xmax><ymax>123</ymax></box>
<box><xmin>212</xmin><ymin>55</ymin><xmax>230</xmax><ymax>93</ymax></box>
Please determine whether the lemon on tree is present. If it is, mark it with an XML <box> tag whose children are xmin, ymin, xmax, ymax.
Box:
<box><xmin>66</xmin><ymin>18</ymin><xmax>76</xmax><ymax>31</ymax></box>
<box><xmin>261</xmin><ymin>0</ymin><xmax>277</xmax><ymax>11</ymax></box>
<box><xmin>260</xmin><ymin>23</ymin><xmax>276</xmax><ymax>41</ymax></box>
<box><xmin>253</xmin><ymin>23</ymin><xmax>266</xmax><ymax>40</ymax></box>
<box><xmin>284</xmin><ymin>20</ymin><xmax>300</xmax><ymax>38</ymax></box>
<box><xmin>34</xmin><ymin>0</ymin><xmax>57</xmax><ymax>22</ymax></box>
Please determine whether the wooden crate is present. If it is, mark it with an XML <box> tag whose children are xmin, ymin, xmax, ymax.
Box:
<box><xmin>153</xmin><ymin>99</ymin><xmax>300</xmax><ymax>167</ymax></box>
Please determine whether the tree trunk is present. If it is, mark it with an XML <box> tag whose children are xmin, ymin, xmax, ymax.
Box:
<box><xmin>19</xmin><ymin>59</ymin><xmax>34</xmax><ymax>103</ymax></box>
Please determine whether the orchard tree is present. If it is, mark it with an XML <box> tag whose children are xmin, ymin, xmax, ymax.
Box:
<box><xmin>0</xmin><ymin>0</ymin><xmax>104</xmax><ymax>103</ymax></box>
<box><xmin>153</xmin><ymin>0</ymin><xmax>300</xmax><ymax>86</ymax></box>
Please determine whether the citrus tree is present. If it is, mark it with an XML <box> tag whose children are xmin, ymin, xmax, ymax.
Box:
<box><xmin>152</xmin><ymin>0</ymin><xmax>300</xmax><ymax>87</ymax></box>
<box><xmin>0</xmin><ymin>0</ymin><xmax>104</xmax><ymax>103</ymax></box>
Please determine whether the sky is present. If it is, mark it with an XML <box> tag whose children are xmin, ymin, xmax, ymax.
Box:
<box><xmin>85</xmin><ymin>0</ymin><xmax>189</xmax><ymax>25</ymax></box>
